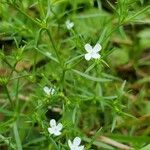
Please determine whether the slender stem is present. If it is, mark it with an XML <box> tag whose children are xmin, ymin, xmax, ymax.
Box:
<box><xmin>59</xmin><ymin>69</ymin><xmax>66</xmax><ymax>91</ymax></box>
<box><xmin>49</xmin><ymin>137</ymin><xmax>59</xmax><ymax>150</ymax></box>
<box><xmin>35</xmin><ymin>28</ymin><xmax>44</xmax><ymax>47</ymax></box>
<box><xmin>32</xmin><ymin>51</ymin><xmax>38</xmax><ymax>75</ymax></box>
<box><xmin>45</xmin><ymin>29</ymin><xmax>62</xmax><ymax>66</ymax></box>
<box><xmin>15</xmin><ymin>79</ymin><xmax>19</xmax><ymax>112</ymax></box>
<box><xmin>8</xmin><ymin>61</ymin><xmax>19</xmax><ymax>81</ymax></box>
<box><xmin>4</xmin><ymin>85</ymin><xmax>13</xmax><ymax>107</ymax></box>
<box><xmin>3</xmin><ymin>58</ymin><xmax>18</xmax><ymax>73</ymax></box>
<box><xmin>10</xmin><ymin>74</ymin><xmax>32</xmax><ymax>80</ymax></box>
<box><xmin>13</xmin><ymin>122</ymin><xmax>23</xmax><ymax>150</ymax></box>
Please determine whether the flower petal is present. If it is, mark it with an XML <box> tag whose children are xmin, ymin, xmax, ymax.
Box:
<box><xmin>73</xmin><ymin>137</ymin><xmax>81</xmax><ymax>146</ymax></box>
<box><xmin>68</xmin><ymin>140</ymin><xmax>73</xmax><ymax>148</ymax></box>
<box><xmin>50</xmin><ymin>88</ymin><xmax>55</xmax><ymax>95</ymax></box>
<box><xmin>85</xmin><ymin>53</ymin><xmax>92</xmax><ymax>61</ymax></box>
<box><xmin>93</xmin><ymin>43</ymin><xmax>102</xmax><ymax>52</ymax></box>
<box><xmin>84</xmin><ymin>44</ymin><xmax>92</xmax><ymax>52</ymax></box>
<box><xmin>66</xmin><ymin>20</ymin><xmax>74</xmax><ymax>30</ymax></box>
<box><xmin>57</xmin><ymin>123</ymin><xmax>63</xmax><ymax>130</ymax></box>
<box><xmin>91</xmin><ymin>53</ymin><xmax>100</xmax><ymax>59</ymax></box>
<box><xmin>79</xmin><ymin>145</ymin><xmax>84</xmax><ymax>150</ymax></box>
<box><xmin>48</xmin><ymin>127</ymin><xmax>54</xmax><ymax>134</ymax></box>
<box><xmin>70</xmin><ymin>22</ymin><xmax>74</xmax><ymax>28</ymax></box>
<box><xmin>43</xmin><ymin>86</ymin><xmax>50</xmax><ymax>95</ymax></box>
<box><xmin>50</xmin><ymin>119</ymin><xmax>56</xmax><ymax>127</ymax></box>
<box><xmin>54</xmin><ymin>130</ymin><xmax>61</xmax><ymax>136</ymax></box>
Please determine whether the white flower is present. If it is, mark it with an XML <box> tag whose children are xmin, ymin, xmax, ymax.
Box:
<box><xmin>48</xmin><ymin>119</ymin><xmax>63</xmax><ymax>136</ymax></box>
<box><xmin>43</xmin><ymin>86</ymin><xmax>55</xmax><ymax>95</ymax></box>
<box><xmin>68</xmin><ymin>137</ymin><xmax>84</xmax><ymax>150</ymax></box>
<box><xmin>84</xmin><ymin>43</ymin><xmax>102</xmax><ymax>61</ymax></box>
<box><xmin>66</xmin><ymin>20</ymin><xmax>74</xmax><ymax>30</ymax></box>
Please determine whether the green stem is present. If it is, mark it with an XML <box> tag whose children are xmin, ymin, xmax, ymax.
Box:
<box><xmin>13</xmin><ymin>122</ymin><xmax>23</xmax><ymax>150</ymax></box>
<box><xmin>8</xmin><ymin>61</ymin><xmax>19</xmax><ymax>81</ymax></box>
<box><xmin>49</xmin><ymin>137</ymin><xmax>59</xmax><ymax>150</ymax></box>
<box><xmin>15</xmin><ymin>79</ymin><xmax>19</xmax><ymax>112</ymax></box>
<box><xmin>4</xmin><ymin>85</ymin><xmax>13</xmax><ymax>107</ymax></box>
<box><xmin>45</xmin><ymin>28</ymin><xmax>62</xmax><ymax>66</ymax></box>
<box><xmin>3</xmin><ymin>58</ymin><xmax>18</xmax><ymax>73</ymax></box>
<box><xmin>59</xmin><ymin>69</ymin><xmax>66</xmax><ymax>91</ymax></box>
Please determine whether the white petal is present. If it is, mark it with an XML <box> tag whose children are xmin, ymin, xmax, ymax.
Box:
<box><xmin>50</xmin><ymin>119</ymin><xmax>56</xmax><ymax>127</ymax></box>
<box><xmin>54</xmin><ymin>130</ymin><xmax>61</xmax><ymax>136</ymax></box>
<box><xmin>69</xmin><ymin>22</ymin><xmax>74</xmax><ymax>28</ymax></box>
<box><xmin>84</xmin><ymin>43</ymin><xmax>92</xmax><ymax>52</ymax></box>
<box><xmin>78</xmin><ymin>145</ymin><xmax>84</xmax><ymax>150</ymax></box>
<box><xmin>43</xmin><ymin>86</ymin><xmax>50</xmax><ymax>95</ymax></box>
<box><xmin>73</xmin><ymin>137</ymin><xmax>81</xmax><ymax>146</ymax></box>
<box><xmin>57</xmin><ymin>123</ymin><xmax>63</xmax><ymax>130</ymax></box>
<box><xmin>48</xmin><ymin>127</ymin><xmax>54</xmax><ymax>134</ymax></box>
<box><xmin>67</xmin><ymin>24</ymin><xmax>73</xmax><ymax>30</ymax></box>
<box><xmin>66</xmin><ymin>20</ymin><xmax>74</xmax><ymax>30</ymax></box>
<box><xmin>91</xmin><ymin>53</ymin><xmax>100</xmax><ymax>59</ymax></box>
<box><xmin>68</xmin><ymin>140</ymin><xmax>73</xmax><ymax>148</ymax></box>
<box><xmin>93</xmin><ymin>43</ymin><xmax>102</xmax><ymax>52</ymax></box>
<box><xmin>50</xmin><ymin>88</ymin><xmax>55</xmax><ymax>95</ymax></box>
<box><xmin>85</xmin><ymin>53</ymin><xmax>92</xmax><ymax>61</ymax></box>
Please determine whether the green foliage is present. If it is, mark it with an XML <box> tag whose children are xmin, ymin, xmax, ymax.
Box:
<box><xmin>0</xmin><ymin>0</ymin><xmax>150</xmax><ymax>149</ymax></box>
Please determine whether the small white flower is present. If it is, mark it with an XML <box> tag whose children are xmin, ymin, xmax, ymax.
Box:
<box><xmin>68</xmin><ymin>137</ymin><xmax>84</xmax><ymax>150</ymax></box>
<box><xmin>84</xmin><ymin>43</ymin><xmax>102</xmax><ymax>61</ymax></box>
<box><xmin>43</xmin><ymin>86</ymin><xmax>55</xmax><ymax>95</ymax></box>
<box><xmin>48</xmin><ymin>119</ymin><xmax>63</xmax><ymax>136</ymax></box>
<box><xmin>66</xmin><ymin>20</ymin><xmax>74</xmax><ymax>30</ymax></box>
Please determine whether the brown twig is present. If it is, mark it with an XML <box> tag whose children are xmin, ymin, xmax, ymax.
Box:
<box><xmin>98</xmin><ymin>136</ymin><xmax>133</xmax><ymax>150</ymax></box>
<box><xmin>89</xmin><ymin>131</ymin><xmax>133</xmax><ymax>150</ymax></box>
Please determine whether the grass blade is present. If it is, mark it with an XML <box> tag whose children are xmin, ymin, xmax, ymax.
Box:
<box><xmin>72</xmin><ymin>69</ymin><xmax>112</xmax><ymax>82</ymax></box>
<box><xmin>13</xmin><ymin>122</ymin><xmax>22</xmax><ymax>150</ymax></box>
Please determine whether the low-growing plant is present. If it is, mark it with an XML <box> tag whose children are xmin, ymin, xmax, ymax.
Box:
<box><xmin>0</xmin><ymin>0</ymin><xmax>150</xmax><ymax>150</ymax></box>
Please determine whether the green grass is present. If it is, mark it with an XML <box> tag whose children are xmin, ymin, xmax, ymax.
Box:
<box><xmin>0</xmin><ymin>0</ymin><xmax>150</xmax><ymax>149</ymax></box>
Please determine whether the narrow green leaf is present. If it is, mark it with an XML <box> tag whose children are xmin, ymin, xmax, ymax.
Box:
<box><xmin>23</xmin><ymin>137</ymin><xmax>46</xmax><ymax>147</ymax></box>
<box><xmin>85</xmin><ymin>63</ymin><xmax>96</xmax><ymax>73</ymax></box>
<box><xmin>72</xmin><ymin>69</ymin><xmax>112</xmax><ymax>82</ymax></box>
<box><xmin>35</xmin><ymin>47</ymin><xmax>59</xmax><ymax>63</ymax></box>
<box><xmin>140</xmin><ymin>144</ymin><xmax>150</xmax><ymax>150</ymax></box>
<box><xmin>66</xmin><ymin>54</ymin><xmax>84</xmax><ymax>64</ymax></box>
<box><xmin>126</xmin><ymin>5</ymin><xmax>150</xmax><ymax>22</ymax></box>
<box><xmin>13</xmin><ymin>122</ymin><xmax>22</xmax><ymax>150</ymax></box>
